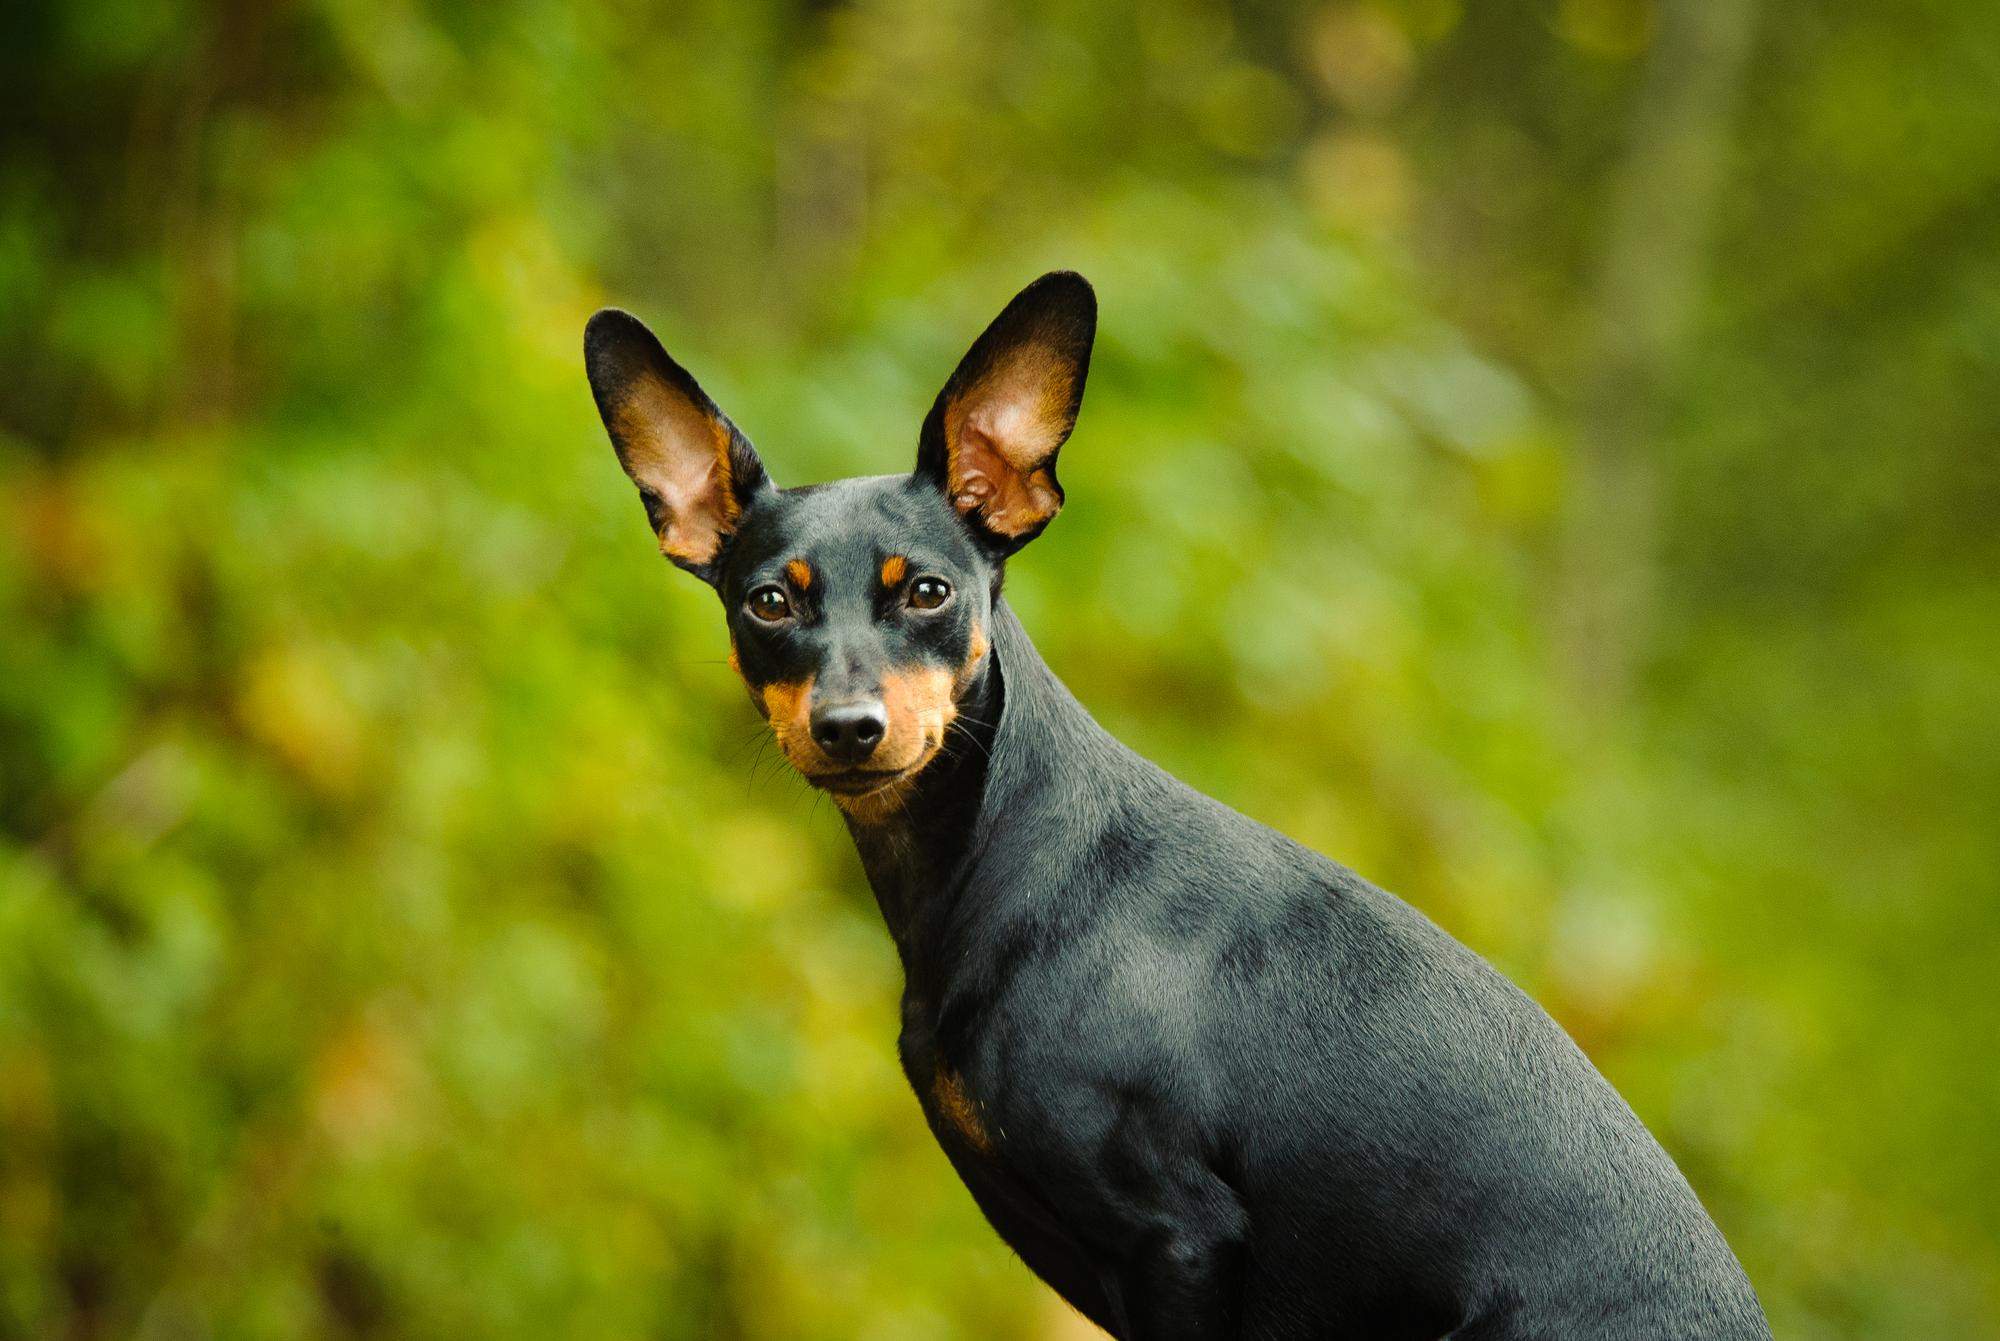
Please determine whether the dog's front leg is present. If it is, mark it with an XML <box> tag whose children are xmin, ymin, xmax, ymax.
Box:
<box><xmin>1037</xmin><ymin>1125</ymin><xmax>1248</xmax><ymax>1341</ymax></box>
<box><xmin>1099</xmin><ymin>1224</ymin><xmax>1245</xmax><ymax>1341</ymax></box>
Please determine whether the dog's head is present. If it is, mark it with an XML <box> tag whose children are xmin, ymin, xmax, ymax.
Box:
<box><xmin>583</xmin><ymin>273</ymin><xmax>1095</xmax><ymax>820</ymax></box>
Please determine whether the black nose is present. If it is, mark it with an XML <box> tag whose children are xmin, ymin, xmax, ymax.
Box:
<box><xmin>810</xmin><ymin>700</ymin><xmax>887</xmax><ymax>764</ymax></box>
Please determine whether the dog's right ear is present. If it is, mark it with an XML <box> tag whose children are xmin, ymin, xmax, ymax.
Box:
<box><xmin>584</xmin><ymin>309</ymin><xmax>771</xmax><ymax>582</ymax></box>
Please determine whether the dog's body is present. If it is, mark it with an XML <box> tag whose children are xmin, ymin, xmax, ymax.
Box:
<box><xmin>878</xmin><ymin>596</ymin><xmax>1766</xmax><ymax>1339</ymax></box>
<box><xmin>584</xmin><ymin>274</ymin><xmax>1771</xmax><ymax>1339</ymax></box>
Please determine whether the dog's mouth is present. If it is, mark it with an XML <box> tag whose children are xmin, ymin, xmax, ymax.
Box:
<box><xmin>796</xmin><ymin>733</ymin><xmax>943</xmax><ymax>800</ymax></box>
<box><xmin>811</xmin><ymin>767</ymin><xmax>919</xmax><ymax>797</ymax></box>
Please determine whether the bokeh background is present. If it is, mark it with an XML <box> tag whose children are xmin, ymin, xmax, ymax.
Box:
<box><xmin>3</xmin><ymin>0</ymin><xmax>1997</xmax><ymax>1336</ymax></box>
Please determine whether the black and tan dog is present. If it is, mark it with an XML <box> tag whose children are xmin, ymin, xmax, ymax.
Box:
<box><xmin>582</xmin><ymin>273</ymin><xmax>1771</xmax><ymax>1340</ymax></box>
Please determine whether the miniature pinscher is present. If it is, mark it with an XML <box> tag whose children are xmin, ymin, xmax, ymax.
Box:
<box><xmin>582</xmin><ymin>273</ymin><xmax>1772</xmax><ymax>1339</ymax></box>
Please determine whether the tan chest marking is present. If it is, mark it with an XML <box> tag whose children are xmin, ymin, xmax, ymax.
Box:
<box><xmin>931</xmin><ymin>1064</ymin><xmax>992</xmax><ymax>1154</ymax></box>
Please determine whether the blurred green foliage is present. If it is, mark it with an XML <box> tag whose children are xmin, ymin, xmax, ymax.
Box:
<box><xmin>3</xmin><ymin>0</ymin><xmax>1998</xmax><ymax>1337</ymax></box>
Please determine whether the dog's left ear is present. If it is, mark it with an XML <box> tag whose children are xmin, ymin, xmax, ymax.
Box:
<box><xmin>915</xmin><ymin>271</ymin><xmax>1096</xmax><ymax>552</ymax></box>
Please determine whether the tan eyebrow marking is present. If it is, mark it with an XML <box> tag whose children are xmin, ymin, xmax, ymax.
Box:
<box><xmin>879</xmin><ymin>554</ymin><xmax>908</xmax><ymax>587</ymax></box>
<box><xmin>785</xmin><ymin>558</ymin><xmax>813</xmax><ymax>589</ymax></box>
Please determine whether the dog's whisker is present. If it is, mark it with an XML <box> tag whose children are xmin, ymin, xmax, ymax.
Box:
<box><xmin>946</xmin><ymin>719</ymin><xmax>994</xmax><ymax>763</ymax></box>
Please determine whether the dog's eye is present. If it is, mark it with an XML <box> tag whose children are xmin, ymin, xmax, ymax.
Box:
<box><xmin>747</xmin><ymin>586</ymin><xmax>792</xmax><ymax>622</ymax></box>
<box><xmin>908</xmin><ymin>577</ymin><xmax>952</xmax><ymax>611</ymax></box>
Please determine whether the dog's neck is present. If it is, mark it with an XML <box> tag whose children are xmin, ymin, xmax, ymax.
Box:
<box><xmin>842</xmin><ymin>599</ymin><xmax>1119</xmax><ymax>979</ymax></box>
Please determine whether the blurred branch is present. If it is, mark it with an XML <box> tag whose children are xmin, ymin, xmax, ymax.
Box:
<box><xmin>1558</xmin><ymin>0</ymin><xmax>1762</xmax><ymax>723</ymax></box>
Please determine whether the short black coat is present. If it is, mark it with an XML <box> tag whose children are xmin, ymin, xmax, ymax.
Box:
<box><xmin>864</xmin><ymin>599</ymin><xmax>1769</xmax><ymax>1340</ymax></box>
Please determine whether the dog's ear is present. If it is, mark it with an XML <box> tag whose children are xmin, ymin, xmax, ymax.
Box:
<box><xmin>915</xmin><ymin>271</ymin><xmax>1095</xmax><ymax>553</ymax></box>
<box><xmin>584</xmin><ymin>308</ymin><xmax>772</xmax><ymax>582</ymax></box>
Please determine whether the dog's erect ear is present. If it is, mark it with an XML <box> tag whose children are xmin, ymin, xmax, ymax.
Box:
<box><xmin>584</xmin><ymin>308</ymin><xmax>771</xmax><ymax>581</ymax></box>
<box><xmin>915</xmin><ymin>271</ymin><xmax>1095</xmax><ymax>552</ymax></box>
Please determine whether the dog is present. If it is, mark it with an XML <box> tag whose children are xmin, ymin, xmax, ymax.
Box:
<box><xmin>582</xmin><ymin>272</ymin><xmax>1772</xmax><ymax>1339</ymax></box>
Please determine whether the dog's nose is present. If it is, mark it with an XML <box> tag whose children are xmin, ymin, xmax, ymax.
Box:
<box><xmin>810</xmin><ymin>700</ymin><xmax>887</xmax><ymax>764</ymax></box>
